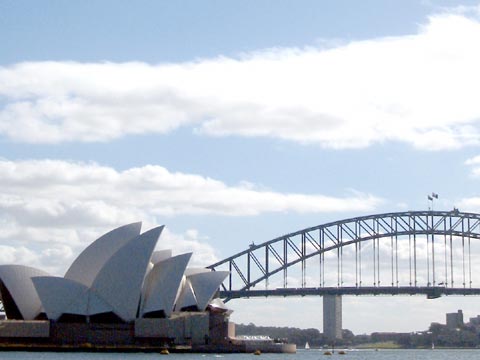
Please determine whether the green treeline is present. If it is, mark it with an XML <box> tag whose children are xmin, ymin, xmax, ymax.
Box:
<box><xmin>235</xmin><ymin>322</ymin><xmax>480</xmax><ymax>348</ymax></box>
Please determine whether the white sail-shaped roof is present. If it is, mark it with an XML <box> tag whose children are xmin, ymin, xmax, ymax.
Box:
<box><xmin>0</xmin><ymin>223</ymin><xmax>230</xmax><ymax>323</ymax></box>
<box><xmin>141</xmin><ymin>253</ymin><xmax>192</xmax><ymax>317</ymax></box>
<box><xmin>90</xmin><ymin>226</ymin><xmax>163</xmax><ymax>321</ymax></box>
<box><xmin>87</xmin><ymin>289</ymin><xmax>116</xmax><ymax>316</ymax></box>
<box><xmin>174</xmin><ymin>277</ymin><xmax>197</xmax><ymax>311</ymax></box>
<box><xmin>0</xmin><ymin>265</ymin><xmax>49</xmax><ymax>320</ymax></box>
<box><xmin>188</xmin><ymin>271</ymin><xmax>229</xmax><ymax>311</ymax></box>
<box><xmin>143</xmin><ymin>249</ymin><xmax>172</xmax><ymax>281</ymax></box>
<box><xmin>184</xmin><ymin>268</ymin><xmax>211</xmax><ymax>276</ymax></box>
<box><xmin>65</xmin><ymin>222</ymin><xmax>142</xmax><ymax>287</ymax></box>
<box><xmin>151</xmin><ymin>250</ymin><xmax>172</xmax><ymax>264</ymax></box>
<box><xmin>32</xmin><ymin>276</ymin><xmax>115</xmax><ymax>320</ymax></box>
<box><xmin>32</xmin><ymin>276</ymin><xmax>90</xmax><ymax>320</ymax></box>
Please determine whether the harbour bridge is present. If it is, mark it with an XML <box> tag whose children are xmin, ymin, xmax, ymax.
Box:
<box><xmin>207</xmin><ymin>210</ymin><xmax>480</xmax><ymax>339</ymax></box>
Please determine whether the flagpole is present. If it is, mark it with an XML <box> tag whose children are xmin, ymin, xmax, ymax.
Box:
<box><xmin>431</xmin><ymin>192</ymin><xmax>439</xmax><ymax>211</ymax></box>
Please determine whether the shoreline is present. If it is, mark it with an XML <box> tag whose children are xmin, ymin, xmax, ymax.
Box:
<box><xmin>0</xmin><ymin>342</ymin><xmax>296</xmax><ymax>353</ymax></box>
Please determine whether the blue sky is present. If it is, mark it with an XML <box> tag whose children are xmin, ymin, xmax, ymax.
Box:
<box><xmin>3</xmin><ymin>0</ymin><xmax>480</xmax><ymax>333</ymax></box>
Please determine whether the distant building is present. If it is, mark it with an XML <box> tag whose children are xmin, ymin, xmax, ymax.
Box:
<box><xmin>323</xmin><ymin>295</ymin><xmax>342</xmax><ymax>341</ymax></box>
<box><xmin>469</xmin><ymin>315</ymin><xmax>480</xmax><ymax>328</ymax></box>
<box><xmin>446</xmin><ymin>310</ymin><xmax>464</xmax><ymax>329</ymax></box>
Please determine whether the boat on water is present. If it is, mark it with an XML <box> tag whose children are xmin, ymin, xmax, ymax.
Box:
<box><xmin>305</xmin><ymin>342</ymin><xmax>310</xmax><ymax>350</ymax></box>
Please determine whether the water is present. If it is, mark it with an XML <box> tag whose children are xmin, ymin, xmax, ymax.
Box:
<box><xmin>0</xmin><ymin>349</ymin><xmax>478</xmax><ymax>360</ymax></box>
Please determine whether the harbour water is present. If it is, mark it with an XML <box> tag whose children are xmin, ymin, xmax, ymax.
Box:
<box><xmin>0</xmin><ymin>349</ymin><xmax>478</xmax><ymax>360</ymax></box>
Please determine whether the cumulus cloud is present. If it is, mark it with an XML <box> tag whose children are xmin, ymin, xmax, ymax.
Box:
<box><xmin>465</xmin><ymin>154</ymin><xmax>480</xmax><ymax>177</ymax></box>
<box><xmin>1</xmin><ymin>12</ymin><xmax>480</xmax><ymax>149</ymax></box>
<box><xmin>0</xmin><ymin>159</ymin><xmax>380</xmax><ymax>218</ymax></box>
<box><xmin>0</xmin><ymin>158</ymin><xmax>380</xmax><ymax>274</ymax></box>
<box><xmin>457</xmin><ymin>197</ymin><xmax>480</xmax><ymax>212</ymax></box>
<box><xmin>459</xmin><ymin>155</ymin><xmax>480</xmax><ymax>211</ymax></box>
<box><xmin>159</xmin><ymin>228</ymin><xmax>218</xmax><ymax>268</ymax></box>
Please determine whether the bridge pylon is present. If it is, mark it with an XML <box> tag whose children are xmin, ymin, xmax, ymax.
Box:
<box><xmin>323</xmin><ymin>295</ymin><xmax>342</xmax><ymax>341</ymax></box>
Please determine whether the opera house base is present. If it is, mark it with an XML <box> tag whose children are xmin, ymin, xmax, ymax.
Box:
<box><xmin>0</xmin><ymin>313</ymin><xmax>296</xmax><ymax>354</ymax></box>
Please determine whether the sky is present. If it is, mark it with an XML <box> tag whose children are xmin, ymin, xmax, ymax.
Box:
<box><xmin>3</xmin><ymin>0</ymin><xmax>480</xmax><ymax>334</ymax></box>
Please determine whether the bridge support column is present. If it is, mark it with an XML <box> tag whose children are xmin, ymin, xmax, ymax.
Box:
<box><xmin>323</xmin><ymin>295</ymin><xmax>342</xmax><ymax>341</ymax></box>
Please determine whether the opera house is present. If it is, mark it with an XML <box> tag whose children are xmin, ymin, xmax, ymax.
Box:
<box><xmin>0</xmin><ymin>223</ymin><xmax>238</xmax><ymax>350</ymax></box>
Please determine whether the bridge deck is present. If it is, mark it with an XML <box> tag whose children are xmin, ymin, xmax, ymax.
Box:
<box><xmin>220</xmin><ymin>286</ymin><xmax>480</xmax><ymax>300</ymax></box>
<box><xmin>210</xmin><ymin>211</ymin><xmax>480</xmax><ymax>302</ymax></box>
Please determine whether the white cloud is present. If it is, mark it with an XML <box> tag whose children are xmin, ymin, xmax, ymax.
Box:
<box><xmin>0</xmin><ymin>158</ymin><xmax>380</xmax><ymax>274</ymax></box>
<box><xmin>464</xmin><ymin>154</ymin><xmax>480</xmax><ymax>180</ymax></box>
<box><xmin>465</xmin><ymin>155</ymin><xmax>480</xmax><ymax>166</ymax></box>
<box><xmin>443</xmin><ymin>3</ymin><xmax>480</xmax><ymax>17</ymax></box>
<box><xmin>460</xmin><ymin>155</ymin><xmax>480</xmax><ymax>210</ymax></box>
<box><xmin>461</xmin><ymin>155</ymin><xmax>480</xmax><ymax>211</ymax></box>
<box><xmin>457</xmin><ymin>197</ymin><xmax>480</xmax><ymax>212</ymax></box>
<box><xmin>2</xmin><ymin>12</ymin><xmax>480</xmax><ymax>149</ymax></box>
<box><xmin>158</xmin><ymin>228</ymin><xmax>218</xmax><ymax>268</ymax></box>
<box><xmin>0</xmin><ymin>159</ymin><xmax>381</xmax><ymax>218</ymax></box>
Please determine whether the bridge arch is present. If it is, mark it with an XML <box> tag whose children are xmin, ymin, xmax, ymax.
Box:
<box><xmin>208</xmin><ymin>210</ymin><xmax>480</xmax><ymax>301</ymax></box>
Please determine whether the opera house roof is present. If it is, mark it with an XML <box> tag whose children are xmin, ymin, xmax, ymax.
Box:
<box><xmin>0</xmin><ymin>223</ymin><xmax>229</xmax><ymax>322</ymax></box>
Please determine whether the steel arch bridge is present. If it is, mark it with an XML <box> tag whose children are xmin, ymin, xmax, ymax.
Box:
<box><xmin>208</xmin><ymin>210</ymin><xmax>480</xmax><ymax>301</ymax></box>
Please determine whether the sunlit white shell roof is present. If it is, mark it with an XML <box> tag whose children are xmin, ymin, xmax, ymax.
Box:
<box><xmin>188</xmin><ymin>271</ymin><xmax>229</xmax><ymax>311</ymax></box>
<box><xmin>141</xmin><ymin>252</ymin><xmax>192</xmax><ymax>317</ymax></box>
<box><xmin>90</xmin><ymin>226</ymin><xmax>163</xmax><ymax>321</ymax></box>
<box><xmin>175</xmin><ymin>277</ymin><xmax>198</xmax><ymax>311</ymax></box>
<box><xmin>151</xmin><ymin>250</ymin><xmax>172</xmax><ymax>264</ymax></box>
<box><xmin>0</xmin><ymin>265</ymin><xmax>50</xmax><ymax>320</ymax></box>
<box><xmin>65</xmin><ymin>222</ymin><xmax>142</xmax><ymax>287</ymax></box>
<box><xmin>0</xmin><ymin>223</ymin><xmax>229</xmax><ymax>322</ymax></box>
<box><xmin>32</xmin><ymin>276</ymin><xmax>114</xmax><ymax>321</ymax></box>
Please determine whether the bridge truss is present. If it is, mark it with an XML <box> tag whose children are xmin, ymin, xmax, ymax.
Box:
<box><xmin>208</xmin><ymin>210</ymin><xmax>480</xmax><ymax>301</ymax></box>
